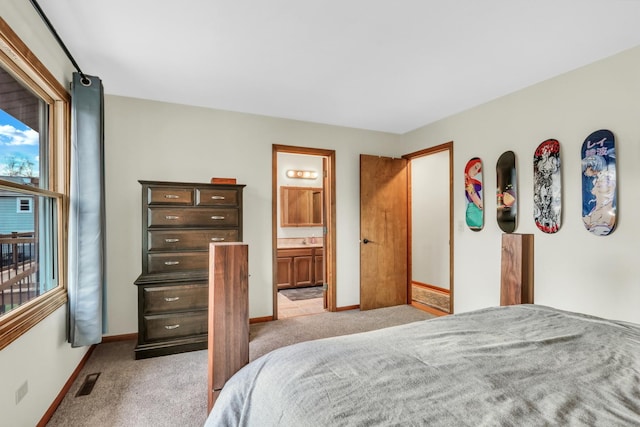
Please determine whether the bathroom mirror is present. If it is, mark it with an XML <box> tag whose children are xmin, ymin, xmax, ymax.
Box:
<box><xmin>280</xmin><ymin>186</ymin><xmax>323</xmax><ymax>227</ymax></box>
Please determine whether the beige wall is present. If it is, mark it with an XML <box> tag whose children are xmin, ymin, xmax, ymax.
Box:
<box><xmin>403</xmin><ymin>45</ymin><xmax>640</xmax><ymax>324</ymax></box>
<box><xmin>108</xmin><ymin>45</ymin><xmax>640</xmax><ymax>333</ymax></box>
<box><xmin>104</xmin><ymin>96</ymin><xmax>400</xmax><ymax>334</ymax></box>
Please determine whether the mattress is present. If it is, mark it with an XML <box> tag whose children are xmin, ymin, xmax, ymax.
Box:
<box><xmin>206</xmin><ymin>304</ymin><xmax>640</xmax><ymax>426</ymax></box>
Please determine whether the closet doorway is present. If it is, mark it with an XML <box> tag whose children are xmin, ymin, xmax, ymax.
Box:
<box><xmin>272</xmin><ymin>145</ymin><xmax>336</xmax><ymax>320</ymax></box>
<box><xmin>405</xmin><ymin>142</ymin><xmax>453</xmax><ymax>315</ymax></box>
<box><xmin>358</xmin><ymin>143</ymin><xmax>452</xmax><ymax>314</ymax></box>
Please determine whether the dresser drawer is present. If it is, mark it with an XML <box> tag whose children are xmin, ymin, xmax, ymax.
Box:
<box><xmin>148</xmin><ymin>229</ymin><xmax>239</xmax><ymax>251</ymax></box>
<box><xmin>196</xmin><ymin>188</ymin><xmax>239</xmax><ymax>206</ymax></box>
<box><xmin>148</xmin><ymin>252</ymin><xmax>208</xmax><ymax>273</ymax></box>
<box><xmin>147</xmin><ymin>187</ymin><xmax>194</xmax><ymax>205</ymax></box>
<box><xmin>143</xmin><ymin>311</ymin><xmax>207</xmax><ymax>342</ymax></box>
<box><xmin>143</xmin><ymin>283</ymin><xmax>208</xmax><ymax>314</ymax></box>
<box><xmin>148</xmin><ymin>207</ymin><xmax>239</xmax><ymax>227</ymax></box>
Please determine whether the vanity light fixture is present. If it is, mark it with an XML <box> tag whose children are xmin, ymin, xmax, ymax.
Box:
<box><xmin>286</xmin><ymin>169</ymin><xmax>318</xmax><ymax>179</ymax></box>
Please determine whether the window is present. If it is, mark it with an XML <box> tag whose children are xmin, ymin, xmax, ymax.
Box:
<box><xmin>16</xmin><ymin>197</ymin><xmax>33</xmax><ymax>213</ymax></box>
<box><xmin>0</xmin><ymin>19</ymin><xmax>69</xmax><ymax>350</ymax></box>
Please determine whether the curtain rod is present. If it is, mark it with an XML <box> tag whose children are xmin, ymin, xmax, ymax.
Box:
<box><xmin>29</xmin><ymin>0</ymin><xmax>90</xmax><ymax>84</ymax></box>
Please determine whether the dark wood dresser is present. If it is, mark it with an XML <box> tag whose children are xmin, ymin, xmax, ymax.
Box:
<box><xmin>134</xmin><ymin>180</ymin><xmax>244</xmax><ymax>359</ymax></box>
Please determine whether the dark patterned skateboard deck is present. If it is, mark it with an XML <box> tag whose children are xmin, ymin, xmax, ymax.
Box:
<box><xmin>533</xmin><ymin>139</ymin><xmax>561</xmax><ymax>233</ymax></box>
<box><xmin>496</xmin><ymin>151</ymin><xmax>517</xmax><ymax>233</ymax></box>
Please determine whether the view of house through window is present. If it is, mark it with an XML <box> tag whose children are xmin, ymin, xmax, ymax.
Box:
<box><xmin>0</xmin><ymin>66</ymin><xmax>58</xmax><ymax>316</ymax></box>
<box><xmin>17</xmin><ymin>197</ymin><xmax>33</xmax><ymax>213</ymax></box>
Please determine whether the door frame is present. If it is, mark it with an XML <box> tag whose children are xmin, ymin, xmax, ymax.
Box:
<box><xmin>272</xmin><ymin>145</ymin><xmax>336</xmax><ymax>319</ymax></box>
<box><xmin>403</xmin><ymin>141</ymin><xmax>454</xmax><ymax>314</ymax></box>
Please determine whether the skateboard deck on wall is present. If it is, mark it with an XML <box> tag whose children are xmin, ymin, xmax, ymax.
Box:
<box><xmin>533</xmin><ymin>139</ymin><xmax>561</xmax><ymax>233</ymax></box>
<box><xmin>464</xmin><ymin>157</ymin><xmax>483</xmax><ymax>230</ymax></box>
<box><xmin>496</xmin><ymin>151</ymin><xmax>517</xmax><ymax>233</ymax></box>
<box><xmin>581</xmin><ymin>129</ymin><xmax>617</xmax><ymax>236</ymax></box>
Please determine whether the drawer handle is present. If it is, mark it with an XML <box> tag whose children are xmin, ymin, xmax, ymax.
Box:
<box><xmin>211</xmin><ymin>237</ymin><xmax>225</xmax><ymax>242</ymax></box>
<box><xmin>211</xmin><ymin>196</ymin><xmax>225</xmax><ymax>200</ymax></box>
<box><xmin>164</xmin><ymin>296</ymin><xmax>180</xmax><ymax>302</ymax></box>
<box><xmin>165</xmin><ymin>215</ymin><xmax>180</xmax><ymax>220</ymax></box>
<box><xmin>164</xmin><ymin>238</ymin><xmax>180</xmax><ymax>243</ymax></box>
<box><xmin>211</xmin><ymin>216</ymin><xmax>225</xmax><ymax>220</ymax></box>
<box><xmin>164</xmin><ymin>261</ymin><xmax>180</xmax><ymax>266</ymax></box>
<box><xmin>164</xmin><ymin>324</ymin><xmax>180</xmax><ymax>330</ymax></box>
<box><xmin>164</xmin><ymin>195</ymin><xmax>180</xmax><ymax>199</ymax></box>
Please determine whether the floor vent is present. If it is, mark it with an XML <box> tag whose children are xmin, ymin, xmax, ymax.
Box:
<box><xmin>76</xmin><ymin>372</ymin><xmax>101</xmax><ymax>397</ymax></box>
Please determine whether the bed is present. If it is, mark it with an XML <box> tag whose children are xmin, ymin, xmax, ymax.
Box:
<box><xmin>205</xmin><ymin>304</ymin><xmax>640</xmax><ymax>426</ymax></box>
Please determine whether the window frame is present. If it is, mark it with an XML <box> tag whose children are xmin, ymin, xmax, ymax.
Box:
<box><xmin>0</xmin><ymin>18</ymin><xmax>70</xmax><ymax>351</ymax></box>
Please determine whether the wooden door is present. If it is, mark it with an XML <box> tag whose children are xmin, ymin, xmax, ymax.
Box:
<box><xmin>360</xmin><ymin>155</ymin><xmax>408</xmax><ymax>310</ymax></box>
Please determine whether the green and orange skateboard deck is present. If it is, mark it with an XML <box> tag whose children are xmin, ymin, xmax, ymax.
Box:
<box><xmin>464</xmin><ymin>157</ymin><xmax>483</xmax><ymax>230</ymax></box>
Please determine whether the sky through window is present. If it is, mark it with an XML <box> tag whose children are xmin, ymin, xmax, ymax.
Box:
<box><xmin>0</xmin><ymin>109</ymin><xmax>39</xmax><ymax>177</ymax></box>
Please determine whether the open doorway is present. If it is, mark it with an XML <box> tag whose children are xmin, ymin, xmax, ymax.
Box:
<box><xmin>358</xmin><ymin>144</ymin><xmax>452</xmax><ymax>315</ymax></box>
<box><xmin>404</xmin><ymin>142</ymin><xmax>454</xmax><ymax>315</ymax></box>
<box><xmin>272</xmin><ymin>145</ymin><xmax>336</xmax><ymax>320</ymax></box>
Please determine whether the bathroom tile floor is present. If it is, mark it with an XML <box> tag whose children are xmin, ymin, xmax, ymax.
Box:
<box><xmin>277</xmin><ymin>291</ymin><xmax>325</xmax><ymax>319</ymax></box>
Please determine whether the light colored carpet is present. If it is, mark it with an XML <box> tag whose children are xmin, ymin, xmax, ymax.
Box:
<box><xmin>250</xmin><ymin>304</ymin><xmax>436</xmax><ymax>361</ymax></box>
<box><xmin>46</xmin><ymin>305</ymin><xmax>435</xmax><ymax>427</ymax></box>
<box><xmin>46</xmin><ymin>340</ymin><xmax>207</xmax><ymax>427</ymax></box>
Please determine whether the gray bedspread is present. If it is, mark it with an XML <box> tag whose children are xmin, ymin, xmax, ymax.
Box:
<box><xmin>205</xmin><ymin>305</ymin><xmax>640</xmax><ymax>426</ymax></box>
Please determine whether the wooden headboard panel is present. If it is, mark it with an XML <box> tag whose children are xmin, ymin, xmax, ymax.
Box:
<box><xmin>207</xmin><ymin>242</ymin><xmax>249</xmax><ymax>412</ymax></box>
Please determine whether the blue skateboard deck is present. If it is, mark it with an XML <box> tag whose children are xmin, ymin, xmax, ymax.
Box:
<box><xmin>581</xmin><ymin>129</ymin><xmax>616</xmax><ymax>236</ymax></box>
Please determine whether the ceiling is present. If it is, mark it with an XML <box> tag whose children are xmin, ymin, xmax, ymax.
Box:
<box><xmin>37</xmin><ymin>1</ymin><xmax>640</xmax><ymax>134</ymax></box>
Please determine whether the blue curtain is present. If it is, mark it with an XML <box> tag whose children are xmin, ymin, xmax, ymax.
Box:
<box><xmin>68</xmin><ymin>72</ymin><xmax>106</xmax><ymax>347</ymax></box>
